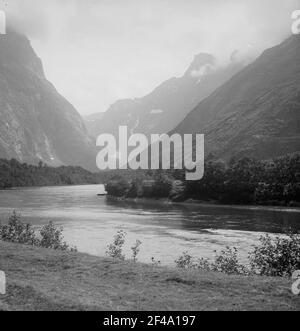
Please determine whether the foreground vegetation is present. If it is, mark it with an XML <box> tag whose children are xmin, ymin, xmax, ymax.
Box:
<box><xmin>0</xmin><ymin>159</ymin><xmax>103</xmax><ymax>189</ymax></box>
<box><xmin>105</xmin><ymin>154</ymin><xmax>300</xmax><ymax>207</ymax></box>
<box><xmin>0</xmin><ymin>213</ymin><xmax>299</xmax><ymax>310</ymax></box>
<box><xmin>1</xmin><ymin>213</ymin><xmax>299</xmax><ymax>278</ymax></box>
<box><xmin>105</xmin><ymin>228</ymin><xmax>300</xmax><ymax>278</ymax></box>
<box><xmin>1</xmin><ymin>241</ymin><xmax>299</xmax><ymax>311</ymax></box>
<box><xmin>0</xmin><ymin>212</ymin><xmax>76</xmax><ymax>252</ymax></box>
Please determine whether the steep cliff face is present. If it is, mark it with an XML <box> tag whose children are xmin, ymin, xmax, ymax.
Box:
<box><xmin>0</xmin><ymin>31</ymin><xmax>96</xmax><ymax>170</ymax></box>
<box><xmin>89</xmin><ymin>53</ymin><xmax>244</xmax><ymax>139</ymax></box>
<box><xmin>174</xmin><ymin>35</ymin><xmax>300</xmax><ymax>160</ymax></box>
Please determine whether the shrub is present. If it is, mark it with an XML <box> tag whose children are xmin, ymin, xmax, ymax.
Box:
<box><xmin>196</xmin><ymin>258</ymin><xmax>212</xmax><ymax>272</ymax></box>
<box><xmin>175</xmin><ymin>234</ymin><xmax>300</xmax><ymax>278</ymax></box>
<box><xmin>211</xmin><ymin>247</ymin><xmax>248</xmax><ymax>275</ymax></box>
<box><xmin>0</xmin><ymin>211</ymin><xmax>37</xmax><ymax>245</ymax></box>
<box><xmin>131</xmin><ymin>239</ymin><xmax>142</xmax><ymax>262</ymax></box>
<box><xmin>249</xmin><ymin>232</ymin><xmax>300</xmax><ymax>277</ymax></box>
<box><xmin>0</xmin><ymin>212</ymin><xmax>76</xmax><ymax>252</ymax></box>
<box><xmin>39</xmin><ymin>221</ymin><xmax>76</xmax><ymax>252</ymax></box>
<box><xmin>175</xmin><ymin>252</ymin><xmax>196</xmax><ymax>269</ymax></box>
<box><xmin>175</xmin><ymin>248</ymin><xmax>248</xmax><ymax>275</ymax></box>
<box><xmin>106</xmin><ymin>230</ymin><xmax>126</xmax><ymax>261</ymax></box>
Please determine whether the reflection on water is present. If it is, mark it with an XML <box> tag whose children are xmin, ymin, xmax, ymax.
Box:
<box><xmin>0</xmin><ymin>185</ymin><xmax>299</xmax><ymax>265</ymax></box>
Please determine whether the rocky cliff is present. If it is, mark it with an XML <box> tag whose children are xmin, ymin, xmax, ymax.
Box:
<box><xmin>174</xmin><ymin>35</ymin><xmax>300</xmax><ymax>160</ymax></box>
<box><xmin>0</xmin><ymin>30</ymin><xmax>96</xmax><ymax>170</ymax></box>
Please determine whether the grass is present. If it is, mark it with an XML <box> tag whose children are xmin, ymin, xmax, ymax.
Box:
<box><xmin>0</xmin><ymin>241</ymin><xmax>299</xmax><ymax>311</ymax></box>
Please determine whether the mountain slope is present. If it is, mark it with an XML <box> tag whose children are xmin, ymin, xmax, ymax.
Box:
<box><xmin>174</xmin><ymin>35</ymin><xmax>300</xmax><ymax>160</ymax></box>
<box><xmin>84</xmin><ymin>112</ymin><xmax>104</xmax><ymax>137</ymax></box>
<box><xmin>90</xmin><ymin>53</ymin><xmax>245</xmax><ymax>138</ymax></box>
<box><xmin>0</xmin><ymin>30</ymin><xmax>96</xmax><ymax>170</ymax></box>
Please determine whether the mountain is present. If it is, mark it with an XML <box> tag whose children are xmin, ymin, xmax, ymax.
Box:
<box><xmin>0</xmin><ymin>30</ymin><xmax>96</xmax><ymax>170</ymax></box>
<box><xmin>89</xmin><ymin>53</ymin><xmax>245</xmax><ymax>138</ymax></box>
<box><xmin>84</xmin><ymin>112</ymin><xmax>104</xmax><ymax>137</ymax></box>
<box><xmin>174</xmin><ymin>35</ymin><xmax>300</xmax><ymax>161</ymax></box>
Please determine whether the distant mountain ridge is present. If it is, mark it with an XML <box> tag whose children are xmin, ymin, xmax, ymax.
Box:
<box><xmin>89</xmin><ymin>53</ymin><xmax>245</xmax><ymax>138</ymax></box>
<box><xmin>174</xmin><ymin>35</ymin><xmax>300</xmax><ymax>161</ymax></box>
<box><xmin>0</xmin><ymin>30</ymin><xmax>96</xmax><ymax>170</ymax></box>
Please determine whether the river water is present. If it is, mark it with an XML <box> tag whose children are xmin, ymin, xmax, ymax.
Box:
<box><xmin>0</xmin><ymin>185</ymin><xmax>299</xmax><ymax>265</ymax></box>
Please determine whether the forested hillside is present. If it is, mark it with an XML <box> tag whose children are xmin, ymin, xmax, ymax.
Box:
<box><xmin>105</xmin><ymin>154</ymin><xmax>300</xmax><ymax>207</ymax></box>
<box><xmin>0</xmin><ymin>159</ymin><xmax>103</xmax><ymax>189</ymax></box>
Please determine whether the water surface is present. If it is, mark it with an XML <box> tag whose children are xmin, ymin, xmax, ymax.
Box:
<box><xmin>0</xmin><ymin>185</ymin><xmax>299</xmax><ymax>265</ymax></box>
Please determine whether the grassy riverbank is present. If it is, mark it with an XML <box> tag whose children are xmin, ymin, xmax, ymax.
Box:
<box><xmin>0</xmin><ymin>241</ymin><xmax>299</xmax><ymax>311</ymax></box>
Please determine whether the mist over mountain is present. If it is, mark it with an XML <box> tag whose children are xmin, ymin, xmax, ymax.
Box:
<box><xmin>0</xmin><ymin>30</ymin><xmax>96</xmax><ymax>170</ymax></box>
<box><xmin>84</xmin><ymin>112</ymin><xmax>104</xmax><ymax>138</ymax></box>
<box><xmin>88</xmin><ymin>53</ymin><xmax>245</xmax><ymax>138</ymax></box>
<box><xmin>174</xmin><ymin>35</ymin><xmax>300</xmax><ymax>161</ymax></box>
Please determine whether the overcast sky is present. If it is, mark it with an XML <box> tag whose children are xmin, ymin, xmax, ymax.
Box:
<box><xmin>3</xmin><ymin>0</ymin><xmax>300</xmax><ymax>115</ymax></box>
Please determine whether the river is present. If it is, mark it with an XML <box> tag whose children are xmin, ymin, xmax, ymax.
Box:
<box><xmin>0</xmin><ymin>185</ymin><xmax>299</xmax><ymax>266</ymax></box>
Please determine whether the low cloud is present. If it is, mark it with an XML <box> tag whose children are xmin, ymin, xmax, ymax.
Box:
<box><xmin>190</xmin><ymin>64</ymin><xmax>215</xmax><ymax>81</ymax></box>
<box><xmin>3</xmin><ymin>0</ymin><xmax>299</xmax><ymax>114</ymax></box>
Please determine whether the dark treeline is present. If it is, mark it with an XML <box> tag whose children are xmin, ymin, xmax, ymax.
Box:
<box><xmin>0</xmin><ymin>159</ymin><xmax>104</xmax><ymax>189</ymax></box>
<box><xmin>105</xmin><ymin>154</ymin><xmax>300</xmax><ymax>207</ymax></box>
